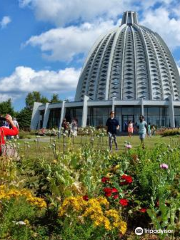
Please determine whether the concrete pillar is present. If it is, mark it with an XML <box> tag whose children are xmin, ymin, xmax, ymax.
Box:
<box><xmin>112</xmin><ymin>97</ymin><xmax>116</xmax><ymax>112</ymax></box>
<box><xmin>82</xmin><ymin>95</ymin><xmax>89</xmax><ymax>127</ymax></box>
<box><xmin>141</xmin><ymin>98</ymin><xmax>144</xmax><ymax>116</ymax></box>
<box><xmin>42</xmin><ymin>103</ymin><xmax>50</xmax><ymax>128</ymax></box>
<box><xmin>30</xmin><ymin>102</ymin><xmax>42</xmax><ymax>130</ymax></box>
<box><xmin>58</xmin><ymin>101</ymin><xmax>66</xmax><ymax>130</ymax></box>
<box><xmin>168</xmin><ymin>95</ymin><xmax>175</xmax><ymax>127</ymax></box>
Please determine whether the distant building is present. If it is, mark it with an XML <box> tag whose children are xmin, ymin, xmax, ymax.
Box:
<box><xmin>31</xmin><ymin>11</ymin><xmax>180</xmax><ymax>131</ymax></box>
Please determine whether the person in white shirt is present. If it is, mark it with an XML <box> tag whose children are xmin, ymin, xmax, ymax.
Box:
<box><xmin>13</xmin><ymin>118</ymin><xmax>19</xmax><ymax>139</ymax></box>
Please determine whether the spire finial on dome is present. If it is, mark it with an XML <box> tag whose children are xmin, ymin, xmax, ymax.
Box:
<box><xmin>121</xmin><ymin>11</ymin><xmax>138</xmax><ymax>25</ymax></box>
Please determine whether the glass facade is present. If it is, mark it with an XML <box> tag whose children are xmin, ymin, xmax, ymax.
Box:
<box><xmin>87</xmin><ymin>106</ymin><xmax>111</xmax><ymax>126</ymax></box>
<box><xmin>174</xmin><ymin>107</ymin><xmax>180</xmax><ymax>127</ymax></box>
<box><xmin>115</xmin><ymin>106</ymin><xmax>141</xmax><ymax>131</ymax></box>
<box><xmin>144</xmin><ymin>107</ymin><xmax>169</xmax><ymax>127</ymax></box>
<box><xmin>39</xmin><ymin>110</ymin><xmax>45</xmax><ymax>129</ymax></box>
<box><xmin>65</xmin><ymin>107</ymin><xmax>83</xmax><ymax>126</ymax></box>
<box><xmin>47</xmin><ymin>108</ymin><xmax>61</xmax><ymax>129</ymax></box>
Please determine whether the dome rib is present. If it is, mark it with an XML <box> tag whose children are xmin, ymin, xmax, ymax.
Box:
<box><xmin>75</xmin><ymin>11</ymin><xmax>180</xmax><ymax>102</ymax></box>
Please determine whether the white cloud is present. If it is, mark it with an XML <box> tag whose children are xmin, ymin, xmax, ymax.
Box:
<box><xmin>0</xmin><ymin>66</ymin><xmax>80</xmax><ymax>96</ymax></box>
<box><xmin>140</xmin><ymin>7</ymin><xmax>180</xmax><ymax>50</ymax></box>
<box><xmin>25</xmin><ymin>20</ymin><xmax>115</xmax><ymax>61</ymax></box>
<box><xmin>0</xmin><ymin>16</ymin><xmax>11</xmax><ymax>29</ymax></box>
<box><xmin>177</xmin><ymin>65</ymin><xmax>180</xmax><ymax>75</ymax></box>
<box><xmin>0</xmin><ymin>94</ymin><xmax>20</xmax><ymax>103</ymax></box>
<box><xmin>19</xmin><ymin>0</ymin><xmax>140</xmax><ymax>26</ymax></box>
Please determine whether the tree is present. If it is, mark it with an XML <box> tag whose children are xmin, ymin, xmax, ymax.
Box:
<box><xmin>0</xmin><ymin>99</ymin><xmax>15</xmax><ymax>116</ymax></box>
<box><xmin>26</xmin><ymin>91</ymin><xmax>49</xmax><ymax>110</ymax></box>
<box><xmin>50</xmin><ymin>94</ymin><xmax>62</xmax><ymax>103</ymax></box>
<box><xmin>16</xmin><ymin>107</ymin><xmax>32</xmax><ymax>130</ymax></box>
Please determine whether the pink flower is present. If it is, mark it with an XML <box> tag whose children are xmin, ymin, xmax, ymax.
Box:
<box><xmin>125</xmin><ymin>144</ymin><xmax>132</xmax><ymax>149</ymax></box>
<box><xmin>160</xmin><ymin>163</ymin><xmax>168</xmax><ymax>169</ymax></box>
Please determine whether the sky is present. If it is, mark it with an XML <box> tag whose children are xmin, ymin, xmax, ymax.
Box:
<box><xmin>0</xmin><ymin>0</ymin><xmax>180</xmax><ymax>111</ymax></box>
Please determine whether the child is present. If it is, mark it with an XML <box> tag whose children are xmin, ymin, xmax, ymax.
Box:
<box><xmin>137</xmin><ymin>115</ymin><xmax>147</xmax><ymax>149</ymax></box>
<box><xmin>128</xmin><ymin>120</ymin><xmax>133</xmax><ymax>137</ymax></box>
<box><xmin>147</xmin><ymin>123</ymin><xmax>151</xmax><ymax>137</ymax></box>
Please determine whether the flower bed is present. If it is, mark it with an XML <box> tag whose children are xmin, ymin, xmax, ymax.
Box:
<box><xmin>0</xmin><ymin>139</ymin><xmax>179</xmax><ymax>239</ymax></box>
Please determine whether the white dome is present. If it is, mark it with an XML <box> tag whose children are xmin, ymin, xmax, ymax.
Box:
<box><xmin>75</xmin><ymin>11</ymin><xmax>180</xmax><ymax>101</ymax></box>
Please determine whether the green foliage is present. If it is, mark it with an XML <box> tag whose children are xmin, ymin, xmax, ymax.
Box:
<box><xmin>50</xmin><ymin>94</ymin><xmax>62</xmax><ymax>103</ymax></box>
<box><xmin>17</xmin><ymin>107</ymin><xmax>32</xmax><ymax>129</ymax></box>
<box><xmin>0</xmin><ymin>197</ymin><xmax>44</xmax><ymax>240</ymax></box>
<box><xmin>159</xmin><ymin>128</ymin><xmax>180</xmax><ymax>136</ymax></box>
<box><xmin>25</xmin><ymin>91</ymin><xmax>48</xmax><ymax>110</ymax></box>
<box><xmin>0</xmin><ymin>99</ymin><xmax>15</xmax><ymax>116</ymax></box>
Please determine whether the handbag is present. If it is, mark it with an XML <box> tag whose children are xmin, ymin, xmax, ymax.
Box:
<box><xmin>0</xmin><ymin>128</ymin><xmax>19</xmax><ymax>159</ymax></box>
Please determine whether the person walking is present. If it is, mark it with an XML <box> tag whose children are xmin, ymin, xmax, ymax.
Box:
<box><xmin>62</xmin><ymin>118</ymin><xmax>68</xmax><ymax>133</ymax></box>
<box><xmin>106</xmin><ymin>111</ymin><xmax>120</xmax><ymax>151</ymax></box>
<box><xmin>137</xmin><ymin>115</ymin><xmax>147</xmax><ymax>149</ymax></box>
<box><xmin>0</xmin><ymin>114</ymin><xmax>19</xmax><ymax>156</ymax></box>
<box><xmin>147</xmin><ymin>123</ymin><xmax>151</xmax><ymax>137</ymax></box>
<box><xmin>71</xmin><ymin>118</ymin><xmax>78</xmax><ymax>137</ymax></box>
<box><xmin>128</xmin><ymin>120</ymin><xmax>133</xmax><ymax>137</ymax></box>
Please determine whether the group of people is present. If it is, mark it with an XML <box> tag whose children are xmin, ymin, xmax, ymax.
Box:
<box><xmin>126</xmin><ymin>120</ymin><xmax>156</xmax><ymax>138</ymax></box>
<box><xmin>106</xmin><ymin>111</ymin><xmax>154</xmax><ymax>150</ymax></box>
<box><xmin>62</xmin><ymin>118</ymin><xmax>78</xmax><ymax>137</ymax></box>
<box><xmin>0</xmin><ymin>115</ymin><xmax>19</xmax><ymax>155</ymax></box>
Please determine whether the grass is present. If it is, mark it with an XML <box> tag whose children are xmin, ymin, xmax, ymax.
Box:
<box><xmin>15</xmin><ymin>134</ymin><xmax>180</xmax><ymax>160</ymax></box>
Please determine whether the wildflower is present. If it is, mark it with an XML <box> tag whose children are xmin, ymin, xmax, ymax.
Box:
<box><xmin>103</xmin><ymin>188</ymin><xmax>112</xmax><ymax>197</ymax></box>
<box><xmin>160</xmin><ymin>163</ymin><xmax>168</xmax><ymax>169</ymax></box>
<box><xmin>113</xmin><ymin>194</ymin><xmax>119</xmax><ymax>199</ymax></box>
<box><xmin>119</xmin><ymin>199</ymin><xmax>128</xmax><ymax>206</ymax></box>
<box><xmin>83</xmin><ymin>195</ymin><xmax>89</xmax><ymax>201</ymax></box>
<box><xmin>14</xmin><ymin>221</ymin><xmax>26</xmax><ymax>225</ymax></box>
<box><xmin>119</xmin><ymin>221</ymin><xmax>127</xmax><ymax>235</ymax></box>
<box><xmin>111</xmin><ymin>188</ymin><xmax>118</xmax><ymax>193</ymax></box>
<box><xmin>101</xmin><ymin>177</ymin><xmax>110</xmax><ymax>183</ymax></box>
<box><xmin>139</xmin><ymin>208</ymin><xmax>147</xmax><ymax>213</ymax></box>
<box><xmin>125</xmin><ymin>144</ymin><xmax>132</xmax><ymax>149</ymax></box>
<box><xmin>120</xmin><ymin>175</ymin><xmax>133</xmax><ymax>185</ymax></box>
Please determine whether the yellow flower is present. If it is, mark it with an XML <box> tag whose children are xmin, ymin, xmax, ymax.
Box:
<box><xmin>106</xmin><ymin>173</ymin><xmax>113</xmax><ymax>178</ymax></box>
<box><xmin>24</xmin><ymin>219</ymin><xmax>30</xmax><ymax>225</ymax></box>
<box><xmin>119</xmin><ymin>221</ymin><xmax>127</xmax><ymax>235</ymax></box>
<box><xmin>104</xmin><ymin>218</ymin><xmax>111</xmax><ymax>230</ymax></box>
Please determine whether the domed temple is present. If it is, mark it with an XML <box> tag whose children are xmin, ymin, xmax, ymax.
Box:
<box><xmin>31</xmin><ymin>11</ymin><xmax>180</xmax><ymax>130</ymax></box>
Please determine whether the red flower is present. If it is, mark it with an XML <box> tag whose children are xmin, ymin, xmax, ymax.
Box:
<box><xmin>119</xmin><ymin>198</ymin><xmax>128</xmax><ymax>206</ymax></box>
<box><xmin>83</xmin><ymin>195</ymin><xmax>89</xmax><ymax>201</ymax></box>
<box><xmin>113</xmin><ymin>194</ymin><xmax>119</xmax><ymax>199</ymax></box>
<box><xmin>139</xmin><ymin>208</ymin><xmax>147</xmax><ymax>213</ymax></box>
<box><xmin>103</xmin><ymin>187</ymin><xmax>112</xmax><ymax>197</ymax></box>
<box><xmin>102</xmin><ymin>177</ymin><xmax>110</xmax><ymax>183</ymax></box>
<box><xmin>112</xmin><ymin>188</ymin><xmax>118</xmax><ymax>193</ymax></box>
<box><xmin>120</xmin><ymin>175</ymin><xmax>133</xmax><ymax>185</ymax></box>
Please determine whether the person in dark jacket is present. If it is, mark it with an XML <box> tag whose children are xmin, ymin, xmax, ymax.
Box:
<box><xmin>106</xmin><ymin>111</ymin><xmax>120</xmax><ymax>150</ymax></box>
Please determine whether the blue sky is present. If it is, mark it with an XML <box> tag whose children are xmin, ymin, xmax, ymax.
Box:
<box><xmin>0</xmin><ymin>0</ymin><xmax>180</xmax><ymax>111</ymax></box>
